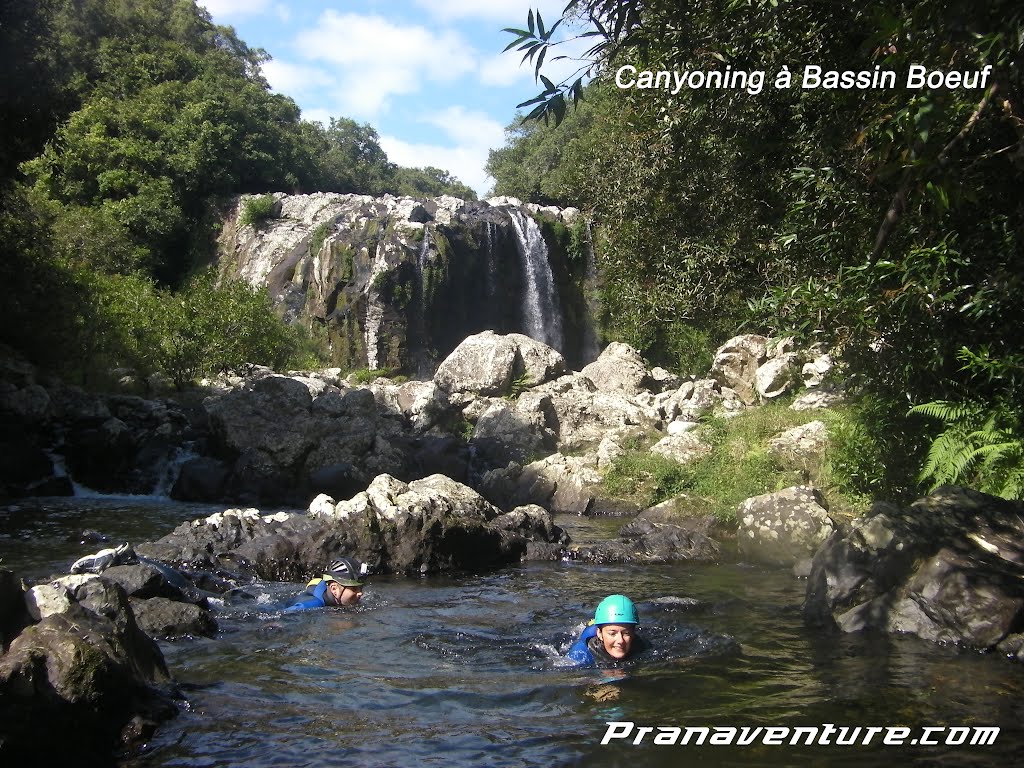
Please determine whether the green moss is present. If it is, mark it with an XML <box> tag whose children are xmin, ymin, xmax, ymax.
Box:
<box><xmin>310</xmin><ymin>221</ymin><xmax>332</xmax><ymax>256</ymax></box>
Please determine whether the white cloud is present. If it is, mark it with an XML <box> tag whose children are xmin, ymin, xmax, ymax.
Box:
<box><xmin>295</xmin><ymin>12</ymin><xmax>476</xmax><ymax>117</ymax></box>
<box><xmin>410</xmin><ymin>0</ymin><xmax>568</xmax><ymax>23</ymax></box>
<box><xmin>198</xmin><ymin>0</ymin><xmax>272</xmax><ymax>19</ymax></box>
<box><xmin>261</xmin><ymin>59</ymin><xmax>333</xmax><ymax>101</ymax></box>
<box><xmin>423</xmin><ymin>106</ymin><xmax>506</xmax><ymax>149</ymax></box>
<box><xmin>380</xmin><ymin>107</ymin><xmax>507</xmax><ymax>197</ymax></box>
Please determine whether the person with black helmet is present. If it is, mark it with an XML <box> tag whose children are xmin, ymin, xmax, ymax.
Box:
<box><xmin>285</xmin><ymin>556</ymin><xmax>369</xmax><ymax>611</ymax></box>
<box><xmin>566</xmin><ymin>594</ymin><xmax>651</xmax><ymax>667</ymax></box>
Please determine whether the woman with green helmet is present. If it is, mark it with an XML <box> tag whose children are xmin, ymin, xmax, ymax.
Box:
<box><xmin>566</xmin><ymin>594</ymin><xmax>651</xmax><ymax>667</ymax></box>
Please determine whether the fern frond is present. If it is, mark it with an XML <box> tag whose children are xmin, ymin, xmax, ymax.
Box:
<box><xmin>909</xmin><ymin>400</ymin><xmax>982</xmax><ymax>425</ymax></box>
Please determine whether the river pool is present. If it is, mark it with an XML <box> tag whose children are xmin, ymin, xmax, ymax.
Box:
<box><xmin>2</xmin><ymin>498</ymin><xmax>1022</xmax><ymax>767</ymax></box>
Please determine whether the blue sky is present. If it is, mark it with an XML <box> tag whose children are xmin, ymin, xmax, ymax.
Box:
<box><xmin>198</xmin><ymin>1</ymin><xmax>592</xmax><ymax>197</ymax></box>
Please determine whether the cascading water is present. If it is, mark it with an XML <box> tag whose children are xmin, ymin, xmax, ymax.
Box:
<box><xmin>365</xmin><ymin>239</ymin><xmax>390</xmax><ymax>370</ymax></box>
<box><xmin>414</xmin><ymin>225</ymin><xmax>433</xmax><ymax>377</ymax></box>
<box><xmin>508</xmin><ymin>209</ymin><xmax>564</xmax><ymax>352</ymax></box>
<box><xmin>484</xmin><ymin>220</ymin><xmax>498</xmax><ymax>301</ymax></box>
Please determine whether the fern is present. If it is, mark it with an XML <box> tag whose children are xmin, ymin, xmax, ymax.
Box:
<box><xmin>910</xmin><ymin>399</ymin><xmax>1024</xmax><ymax>499</ymax></box>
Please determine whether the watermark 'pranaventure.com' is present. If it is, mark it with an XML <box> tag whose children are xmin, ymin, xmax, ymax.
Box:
<box><xmin>601</xmin><ymin>721</ymin><xmax>999</xmax><ymax>747</ymax></box>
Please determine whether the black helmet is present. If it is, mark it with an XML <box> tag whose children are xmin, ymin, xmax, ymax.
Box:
<box><xmin>325</xmin><ymin>557</ymin><xmax>368</xmax><ymax>587</ymax></box>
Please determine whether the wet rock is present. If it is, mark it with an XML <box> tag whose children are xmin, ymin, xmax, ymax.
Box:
<box><xmin>491</xmin><ymin>504</ymin><xmax>570</xmax><ymax>561</ymax></box>
<box><xmin>130</xmin><ymin>597</ymin><xmax>218</xmax><ymax>639</ymax></box>
<box><xmin>143</xmin><ymin>474</ymin><xmax>568</xmax><ymax>581</ymax></box>
<box><xmin>171</xmin><ymin>456</ymin><xmax>229</xmax><ymax>501</ymax></box>
<box><xmin>0</xmin><ymin>570</ymin><xmax>30</xmax><ymax>650</ymax></box>
<box><xmin>803</xmin><ymin>486</ymin><xmax>1024</xmax><ymax>653</ymax></box>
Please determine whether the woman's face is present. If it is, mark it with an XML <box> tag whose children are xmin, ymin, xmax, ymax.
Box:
<box><xmin>597</xmin><ymin>624</ymin><xmax>634</xmax><ymax>660</ymax></box>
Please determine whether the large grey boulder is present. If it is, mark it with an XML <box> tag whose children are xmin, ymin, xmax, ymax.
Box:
<box><xmin>471</xmin><ymin>392</ymin><xmax>558</xmax><ymax>465</ymax></box>
<box><xmin>737</xmin><ymin>486</ymin><xmax>835</xmax><ymax>568</ymax></box>
<box><xmin>433</xmin><ymin>331</ymin><xmax>566</xmax><ymax>396</ymax></box>
<box><xmin>803</xmin><ymin>486</ymin><xmax>1024</xmax><ymax>654</ymax></box>
<box><xmin>710</xmin><ymin>334</ymin><xmax>769</xmax><ymax>405</ymax></box>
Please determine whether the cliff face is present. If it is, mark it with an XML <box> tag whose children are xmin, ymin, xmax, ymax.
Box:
<box><xmin>216</xmin><ymin>193</ymin><xmax>600</xmax><ymax>376</ymax></box>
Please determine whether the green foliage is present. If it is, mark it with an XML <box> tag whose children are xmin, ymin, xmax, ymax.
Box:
<box><xmin>239</xmin><ymin>194</ymin><xmax>278</xmax><ymax>228</ymax></box>
<box><xmin>349</xmin><ymin>367</ymin><xmax>400</xmax><ymax>384</ymax></box>
<box><xmin>388</xmin><ymin>166</ymin><xmax>477</xmax><ymax>201</ymax></box>
<box><xmin>600</xmin><ymin>403</ymin><xmax>885</xmax><ymax>521</ymax></box>
<box><xmin>308</xmin><ymin>117</ymin><xmax>395</xmax><ymax>195</ymax></box>
<box><xmin>310</xmin><ymin>221</ymin><xmax>332</xmax><ymax>257</ymax></box>
<box><xmin>911</xmin><ymin>399</ymin><xmax>1024</xmax><ymax>499</ymax></box>
<box><xmin>499</xmin><ymin>0</ymin><xmax>1024</xmax><ymax>500</ymax></box>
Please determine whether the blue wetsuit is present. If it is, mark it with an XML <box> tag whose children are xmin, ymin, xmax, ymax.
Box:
<box><xmin>566</xmin><ymin>624</ymin><xmax>600</xmax><ymax>665</ymax></box>
<box><xmin>285</xmin><ymin>579</ymin><xmax>335</xmax><ymax>611</ymax></box>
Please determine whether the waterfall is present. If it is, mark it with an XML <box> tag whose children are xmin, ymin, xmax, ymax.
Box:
<box><xmin>413</xmin><ymin>226</ymin><xmax>433</xmax><ymax>377</ymax></box>
<box><xmin>365</xmin><ymin>239</ymin><xmax>390</xmax><ymax>370</ymax></box>
<box><xmin>484</xmin><ymin>220</ymin><xmax>498</xmax><ymax>301</ymax></box>
<box><xmin>508</xmin><ymin>210</ymin><xmax>564</xmax><ymax>351</ymax></box>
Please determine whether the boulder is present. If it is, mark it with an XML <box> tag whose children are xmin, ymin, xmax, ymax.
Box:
<box><xmin>581</xmin><ymin>342</ymin><xmax>650</xmax><ymax>396</ymax></box>
<box><xmin>433</xmin><ymin>331</ymin><xmax>566</xmax><ymax>396</ymax></box>
<box><xmin>130</xmin><ymin>597</ymin><xmax>218</xmax><ymax>639</ymax></box>
<box><xmin>791</xmin><ymin>388</ymin><xmax>845</xmax><ymax>411</ymax></box>
<box><xmin>737</xmin><ymin>486</ymin><xmax>835</xmax><ymax>568</ymax></box>
<box><xmin>754</xmin><ymin>352</ymin><xmax>801</xmax><ymax>399</ymax></box>
<box><xmin>803</xmin><ymin>486</ymin><xmax>1024</xmax><ymax>653</ymax></box>
<box><xmin>650</xmin><ymin>432</ymin><xmax>713</xmax><ymax>465</ymax></box>
<box><xmin>768</xmin><ymin>421</ymin><xmax>830</xmax><ymax>479</ymax></box>
<box><xmin>0</xmin><ymin>575</ymin><xmax>176</xmax><ymax>762</ymax></box>
<box><xmin>480</xmin><ymin>453</ymin><xmax>604</xmax><ymax>514</ymax></box>
<box><xmin>471</xmin><ymin>393</ymin><xmax>557</xmax><ymax>465</ymax></box>
<box><xmin>710</xmin><ymin>334</ymin><xmax>769</xmax><ymax>405</ymax></box>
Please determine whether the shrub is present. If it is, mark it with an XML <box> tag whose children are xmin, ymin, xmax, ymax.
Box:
<box><xmin>238</xmin><ymin>194</ymin><xmax>278</xmax><ymax>228</ymax></box>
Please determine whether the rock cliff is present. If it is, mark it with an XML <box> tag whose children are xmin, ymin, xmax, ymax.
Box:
<box><xmin>215</xmin><ymin>193</ymin><xmax>600</xmax><ymax>376</ymax></box>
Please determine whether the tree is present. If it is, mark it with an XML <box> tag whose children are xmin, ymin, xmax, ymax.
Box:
<box><xmin>388</xmin><ymin>166</ymin><xmax>477</xmax><ymax>200</ymax></box>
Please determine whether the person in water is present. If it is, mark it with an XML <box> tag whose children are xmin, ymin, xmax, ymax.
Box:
<box><xmin>566</xmin><ymin>594</ymin><xmax>651</xmax><ymax>667</ymax></box>
<box><xmin>286</xmin><ymin>557</ymin><xmax>369</xmax><ymax>611</ymax></box>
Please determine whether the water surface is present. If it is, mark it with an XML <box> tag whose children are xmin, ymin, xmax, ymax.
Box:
<box><xmin>3</xmin><ymin>500</ymin><xmax>1021</xmax><ymax>767</ymax></box>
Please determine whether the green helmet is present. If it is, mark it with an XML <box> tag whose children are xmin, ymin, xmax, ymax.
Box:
<box><xmin>594</xmin><ymin>594</ymin><xmax>638</xmax><ymax>626</ymax></box>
